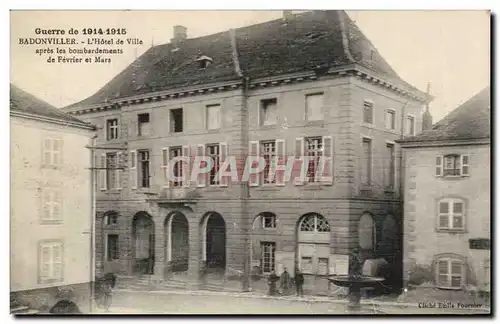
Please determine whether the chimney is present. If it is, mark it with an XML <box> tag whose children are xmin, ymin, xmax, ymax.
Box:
<box><xmin>422</xmin><ymin>82</ymin><xmax>433</xmax><ymax>131</ymax></box>
<box><xmin>171</xmin><ymin>25</ymin><xmax>187</xmax><ymax>46</ymax></box>
<box><xmin>283</xmin><ymin>10</ymin><xmax>294</xmax><ymax>21</ymax></box>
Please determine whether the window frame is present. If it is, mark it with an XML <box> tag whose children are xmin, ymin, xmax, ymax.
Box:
<box><xmin>138</xmin><ymin>149</ymin><xmax>150</xmax><ymax>188</ymax></box>
<box><xmin>261</xmin><ymin>241</ymin><xmax>276</xmax><ymax>274</ymax></box>
<box><xmin>106</xmin><ymin>118</ymin><xmax>119</xmax><ymax>140</ymax></box>
<box><xmin>42</xmin><ymin>137</ymin><xmax>62</xmax><ymax>168</ymax></box>
<box><xmin>106</xmin><ymin>234</ymin><xmax>120</xmax><ymax>261</ymax></box>
<box><xmin>385</xmin><ymin>109</ymin><xmax>396</xmax><ymax>130</ymax></box>
<box><xmin>437</xmin><ymin>198</ymin><xmax>466</xmax><ymax>232</ymax></box>
<box><xmin>261</xmin><ymin>213</ymin><xmax>277</xmax><ymax>229</ymax></box>
<box><xmin>305</xmin><ymin>136</ymin><xmax>323</xmax><ymax>183</ymax></box>
<box><xmin>435</xmin><ymin>256</ymin><xmax>465</xmax><ymax>290</ymax></box>
<box><xmin>405</xmin><ymin>115</ymin><xmax>415</xmax><ymax>136</ymax></box>
<box><xmin>206</xmin><ymin>143</ymin><xmax>220</xmax><ymax>186</ymax></box>
<box><xmin>137</xmin><ymin>113</ymin><xmax>150</xmax><ymax>137</ymax></box>
<box><xmin>363</xmin><ymin>100</ymin><xmax>374</xmax><ymax>125</ymax></box>
<box><xmin>260</xmin><ymin>98</ymin><xmax>278</xmax><ymax>126</ymax></box>
<box><xmin>40</xmin><ymin>188</ymin><xmax>63</xmax><ymax>224</ymax></box>
<box><xmin>170</xmin><ymin>108</ymin><xmax>184</xmax><ymax>133</ymax></box>
<box><xmin>169</xmin><ymin>146</ymin><xmax>184</xmax><ymax>187</ymax></box>
<box><xmin>305</xmin><ymin>92</ymin><xmax>324</xmax><ymax>122</ymax></box>
<box><xmin>206</xmin><ymin>104</ymin><xmax>221</xmax><ymax>130</ymax></box>
<box><xmin>38</xmin><ymin>240</ymin><xmax>64</xmax><ymax>284</ymax></box>
<box><xmin>261</xmin><ymin>140</ymin><xmax>277</xmax><ymax>185</ymax></box>
<box><xmin>361</xmin><ymin>137</ymin><xmax>372</xmax><ymax>186</ymax></box>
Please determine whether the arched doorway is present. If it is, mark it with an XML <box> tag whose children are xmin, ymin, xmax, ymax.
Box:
<box><xmin>132</xmin><ymin>212</ymin><xmax>155</xmax><ymax>275</ymax></box>
<box><xmin>165</xmin><ymin>212</ymin><xmax>189</xmax><ymax>273</ymax></box>
<box><xmin>202</xmin><ymin>212</ymin><xmax>226</xmax><ymax>271</ymax></box>
<box><xmin>358</xmin><ymin>212</ymin><xmax>377</xmax><ymax>254</ymax></box>
<box><xmin>296</xmin><ymin>213</ymin><xmax>330</xmax><ymax>276</ymax></box>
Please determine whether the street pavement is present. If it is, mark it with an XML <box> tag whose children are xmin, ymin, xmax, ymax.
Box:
<box><xmin>90</xmin><ymin>289</ymin><xmax>491</xmax><ymax>315</ymax></box>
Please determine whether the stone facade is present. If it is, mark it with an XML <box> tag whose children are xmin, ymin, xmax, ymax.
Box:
<box><xmin>66</xmin><ymin>73</ymin><xmax>423</xmax><ymax>293</ymax></box>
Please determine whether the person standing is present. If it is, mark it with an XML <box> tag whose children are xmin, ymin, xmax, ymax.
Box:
<box><xmin>280</xmin><ymin>267</ymin><xmax>291</xmax><ymax>295</ymax></box>
<box><xmin>268</xmin><ymin>271</ymin><xmax>280</xmax><ymax>296</ymax></box>
<box><xmin>295</xmin><ymin>269</ymin><xmax>304</xmax><ymax>297</ymax></box>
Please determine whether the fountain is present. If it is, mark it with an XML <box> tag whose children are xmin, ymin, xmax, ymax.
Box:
<box><xmin>328</xmin><ymin>248</ymin><xmax>385</xmax><ymax>313</ymax></box>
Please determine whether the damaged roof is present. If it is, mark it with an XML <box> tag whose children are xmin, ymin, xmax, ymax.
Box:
<box><xmin>67</xmin><ymin>10</ymin><xmax>425</xmax><ymax>108</ymax></box>
<box><xmin>399</xmin><ymin>86</ymin><xmax>491</xmax><ymax>144</ymax></box>
<box><xmin>10</xmin><ymin>84</ymin><xmax>93</xmax><ymax>128</ymax></box>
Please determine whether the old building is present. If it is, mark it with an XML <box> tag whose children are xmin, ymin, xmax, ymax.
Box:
<box><xmin>10</xmin><ymin>84</ymin><xmax>96</xmax><ymax>312</ymax></box>
<box><xmin>398</xmin><ymin>87</ymin><xmax>490</xmax><ymax>294</ymax></box>
<box><xmin>62</xmin><ymin>10</ymin><xmax>430</xmax><ymax>294</ymax></box>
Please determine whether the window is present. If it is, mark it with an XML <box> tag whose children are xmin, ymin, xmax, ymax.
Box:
<box><xmin>363</xmin><ymin>101</ymin><xmax>373</xmax><ymax>124</ymax></box>
<box><xmin>170</xmin><ymin>108</ymin><xmax>183</xmax><ymax>133</ymax></box>
<box><xmin>385</xmin><ymin>110</ymin><xmax>396</xmax><ymax>130</ymax></box>
<box><xmin>261</xmin><ymin>242</ymin><xmax>276</xmax><ymax>273</ymax></box>
<box><xmin>106</xmin><ymin>153</ymin><xmax>117</xmax><ymax>190</ymax></box>
<box><xmin>107</xmin><ymin>235</ymin><xmax>119</xmax><ymax>261</ymax></box>
<box><xmin>138</xmin><ymin>150</ymin><xmax>150</xmax><ymax>188</ymax></box>
<box><xmin>38</xmin><ymin>241</ymin><xmax>63</xmax><ymax>283</ymax></box>
<box><xmin>385</xmin><ymin>143</ymin><xmax>395</xmax><ymax>189</ymax></box>
<box><xmin>105</xmin><ymin>212</ymin><xmax>119</xmax><ymax>225</ymax></box>
<box><xmin>405</xmin><ymin>116</ymin><xmax>415</xmax><ymax>135</ymax></box>
<box><xmin>438</xmin><ymin>199</ymin><xmax>465</xmax><ymax>231</ymax></box>
<box><xmin>361</xmin><ymin>138</ymin><xmax>372</xmax><ymax>185</ymax></box>
<box><xmin>300</xmin><ymin>214</ymin><xmax>330</xmax><ymax>232</ymax></box>
<box><xmin>138</xmin><ymin>113</ymin><xmax>150</xmax><ymax>137</ymax></box>
<box><xmin>305</xmin><ymin>137</ymin><xmax>323</xmax><ymax>183</ymax></box>
<box><xmin>358</xmin><ymin>213</ymin><xmax>376</xmax><ymax>250</ymax></box>
<box><xmin>305</xmin><ymin>93</ymin><xmax>323</xmax><ymax>121</ymax></box>
<box><xmin>41</xmin><ymin>188</ymin><xmax>62</xmax><ymax>222</ymax></box>
<box><xmin>206</xmin><ymin>144</ymin><xmax>220</xmax><ymax>186</ymax></box>
<box><xmin>261</xmin><ymin>213</ymin><xmax>277</xmax><ymax>229</ymax></box>
<box><xmin>206</xmin><ymin>104</ymin><xmax>221</xmax><ymax>130</ymax></box>
<box><xmin>436</xmin><ymin>154</ymin><xmax>469</xmax><ymax>177</ymax></box>
<box><xmin>106</xmin><ymin>119</ymin><xmax>119</xmax><ymax>140</ymax></box>
<box><xmin>444</xmin><ymin>154</ymin><xmax>460</xmax><ymax>176</ymax></box>
<box><xmin>260</xmin><ymin>98</ymin><xmax>277</xmax><ymax>126</ymax></box>
<box><xmin>436</xmin><ymin>257</ymin><xmax>465</xmax><ymax>289</ymax></box>
<box><xmin>42</xmin><ymin>137</ymin><xmax>62</xmax><ymax>167</ymax></box>
<box><xmin>261</xmin><ymin>141</ymin><xmax>276</xmax><ymax>184</ymax></box>
<box><xmin>170</xmin><ymin>146</ymin><xmax>183</xmax><ymax>187</ymax></box>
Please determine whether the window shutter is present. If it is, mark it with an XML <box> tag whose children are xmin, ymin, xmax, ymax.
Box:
<box><xmin>55</xmin><ymin>138</ymin><xmax>63</xmax><ymax>166</ymax></box>
<box><xmin>196</xmin><ymin>145</ymin><xmax>206</xmax><ymax>188</ymax></box>
<box><xmin>129</xmin><ymin>150</ymin><xmax>137</xmax><ymax>190</ymax></box>
<box><xmin>52</xmin><ymin>244</ymin><xmax>63</xmax><ymax>280</ymax></box>
<box><xmin>249</xmin><ymin>141</ymin><xmax>260</xmax><ymax>187</ymax></box>
<box><xmin>116</xmin><ymin>152</ymin><xmax>122</xmax><ymax>190</ymax></box>
<box><xmin>42</xmin><ymin>138</ymin><xmax>51</xmax><ymax>166</ymax></box>
<box><xmin>435</xmin><ymin>155</ymin><xmax>443</xmax><ymax>177</ymax></box>
<box><xmin>162</xmin><ymin>148</ymin><xmax>169</xmax><ymax>188</ymax></box>
<box><xmin>460</xmin><ymin>155</ymin><xmax>470</xmax><ymax>176</ymax></box>
<box><xmin>321</xmin><ymin>136</ymin><xmax>333</xmax><ymax>185</ymax></box>
<box><xmin>40</xmin><ymin>245</ymin><xmax>51</xmax><ymax>280</ymax></box>
<box><xmin>219</xmin><ymin>142</ymin><xmax>229</xmax><ymax>187</ymax></box>
<box><xmin>100</xmin><ymin>153</ymin><xmax>107</xmax><ymax>191</ymax></box>
<box><xmin>182</xmin><ymin>145</ymin><xmax>190</xmax><ymax>188</ymax></box>
<box><xmin>275</xmin><ymin>139</ymin><xmax>286</xmax><ymax>186</ymax></box>
<box><xmin>294</xmin><ymin>137</ymin><xmax>305</xmax><ymax>186</ymax></box>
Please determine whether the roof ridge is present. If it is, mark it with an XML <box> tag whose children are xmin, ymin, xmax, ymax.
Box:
<box><xmin>229</xmin><ymin>28</ymin><xmax>243</xmax><ymax>78</ymax></box>
<box><xmin>337</xmin><ymin>11</ymin><xmax>355</xmax><ymax>63</ymax></box>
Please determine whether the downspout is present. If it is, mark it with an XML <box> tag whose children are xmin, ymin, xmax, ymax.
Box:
<box><xmin>89</xmin><ymin>134</ymin><xmax>98</xmax><ymax>313</ymax></box>
<box><xmin>229</xmin><ymin>28</ymin><xmax>251</xmax><ymax>291</ymax></box>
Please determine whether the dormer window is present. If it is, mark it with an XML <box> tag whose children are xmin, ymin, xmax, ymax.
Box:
<box><xmin>197</xmin><ymin>55</ymin><xmax>213</xmax><ymax>69</ymax></box>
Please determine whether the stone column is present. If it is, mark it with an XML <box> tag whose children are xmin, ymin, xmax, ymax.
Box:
<box><xmin>186</xmin><ymin>210</ymin><xmax>202</xmax><ymax>289</ymax></box>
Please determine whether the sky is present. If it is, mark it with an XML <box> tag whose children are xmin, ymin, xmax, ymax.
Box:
<box><xmin>10</xmin><ymin>10</ymin><xmax>490</xmax><ymax>122</ymax></box>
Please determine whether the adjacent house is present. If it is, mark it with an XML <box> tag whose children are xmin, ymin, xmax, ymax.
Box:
<box><xmin>61</xmin><ymin>10</ymin><xmax>431</xmax><ymax>294</ymax></box>
<box><xmin>10</xmin><ymin>84</ymin><xmax>95</xmax><ymax>313</ymax></box>
<box><xmin>398</xmin><ymin>86</ymin><xmax>490</xmax><ymax>295</ymax></box>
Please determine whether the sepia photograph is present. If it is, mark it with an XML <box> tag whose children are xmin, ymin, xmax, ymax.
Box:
<box><xmin>9</xmin><ymin>8</ymin><xmax>491</xmax><ymax>316</ymax></box>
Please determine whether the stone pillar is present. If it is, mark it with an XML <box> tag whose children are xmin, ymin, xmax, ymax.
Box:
<box><xmin>185</xmin><ymin>211</ymin><xmax>202</xmax><ymax>289</ymax></box>
<box><xmin>153</xmin><ymin>222</ymin><xmax>165</xmax><ymax>280</ymax></box>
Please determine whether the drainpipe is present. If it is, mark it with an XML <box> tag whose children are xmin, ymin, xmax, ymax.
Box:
<box><xmin>89</xmin><ymin>134</ymin><xmax>98</xmax><ymax>313</ymax></box>
<box><xmin>242</xmin><ymin>76</ymin><xmax>251</xmax><ymax>291</ymax></box>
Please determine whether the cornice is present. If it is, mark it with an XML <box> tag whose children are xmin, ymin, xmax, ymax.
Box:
<box><xmin>398</xmin><ymin>138</ymin><xmax>491</xmax><ymax>148</ymax></box>
<box><xmin>66</xmin><ymin>64</ymin><xmax>429</xmax><ymax>116</ymax></box>
<box><xmin>10</xmin><ymin>110</ymin><xmax>95</xmax><ymax>131</ymax></box>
